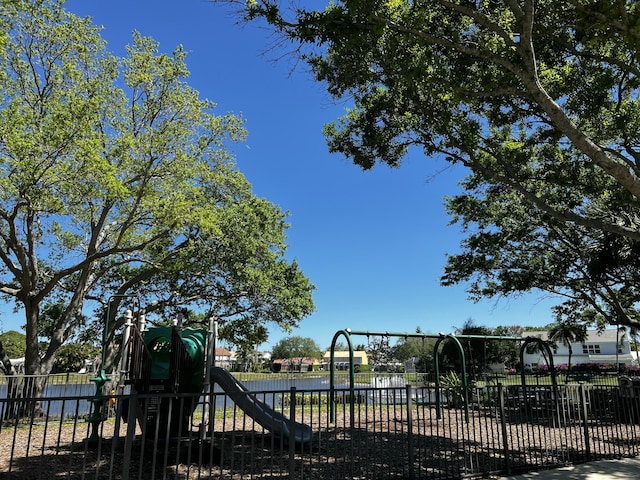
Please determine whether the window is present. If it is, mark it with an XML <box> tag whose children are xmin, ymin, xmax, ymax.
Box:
<box><xmin>582</xmin><ymin>344</ymin><xmax>601</xmax><ymax>354</ymax></box>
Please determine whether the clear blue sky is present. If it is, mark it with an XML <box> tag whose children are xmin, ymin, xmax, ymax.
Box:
<box><xmin>0</xmin><ymin>0</ymin><xmax>559</xmax><ymax>351</ymax></box>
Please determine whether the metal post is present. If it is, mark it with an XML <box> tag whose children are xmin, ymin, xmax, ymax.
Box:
<box><xmin>288</xmin><ymin>386</ymin><xmax>297</xmax><ymax>478</ymax></box>
<box><xmin>579</xmin><ymin>382</ymin><xmax>591</xmax><ymax>462</ymax></box>
<box><xmin>406</xmin><ymin>384</ymin><xmax>415</xmax><ymax>480</ymax></box>
<box><xmin>498</xmin><ymin>383</ymin><xmax>511</xmax><ymax>475</ymax></box>
<box><xmin>122</xmin><ymin>391</ymin><xmax>138</xmax><ymax>480</ymax></box>
<box><xmin>202</xmin><ymin>317</ymin><xmax>216</xmax><ymax>439</ymax></box>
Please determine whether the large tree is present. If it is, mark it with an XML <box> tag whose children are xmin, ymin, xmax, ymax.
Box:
<box><xmin>0</xmin><ymin>0</ymin><xmax>314</xmax><ymax>387</ymax></box>
<box><xmin>442</xmin><ymin>173</ymin><xmax>640</xmax><ymax>330</ymax></box>
<box><xmin>223</xmin><ymin>0</ymin><xmax>640</xmax><ymax>325</ymax></box>
<box><xmin>271</xmin><ymin>335</ymin><xmax>322</xmax><ymax>360</ymax></box>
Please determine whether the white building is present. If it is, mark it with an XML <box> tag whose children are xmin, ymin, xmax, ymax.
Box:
<box><xmin>9</xmin><ymin>357</ymin><xmax>25</xmax><ymax>374</ymax></box>
<box><xmin>522</xmin><ymin>328</ymin><xmax>635</xmax><ymax>371</ymax></box>
<box><xmin>214</xmin><ymin>347</ymin><xmax>236</xmax><ymax>369</ymax></box>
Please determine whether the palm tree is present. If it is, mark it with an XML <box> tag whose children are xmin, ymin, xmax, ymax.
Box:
<box><xmin>548</xmin><ymin>320</ymin><xmax>588</xmax><ymax>383</ymax></box>
<box><xmin>628</xmin><ymin>327</ymin><xmax>640</xmax><ymax>368</ymax></box>
<box><xmin>631</xmin><ymin>327</ymin><xmax>640</xmax><ymax>356</ymax></box>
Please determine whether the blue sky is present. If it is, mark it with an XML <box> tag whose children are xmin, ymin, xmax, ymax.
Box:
<box><xmin>0</xmin><ymin>0</ymin><xmax>559</xmax><ymax>350</ymax></box>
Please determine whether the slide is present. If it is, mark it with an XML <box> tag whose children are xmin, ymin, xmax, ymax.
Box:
<box><xmin>210</xmin><ymin>366</ymin><xmax>312</xmax><ymax>445</ymax></box>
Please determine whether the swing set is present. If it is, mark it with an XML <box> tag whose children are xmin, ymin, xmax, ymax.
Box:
<box><xmin>328</xmin><ymin>328</ymin><xmax>558</xmax><ymax>423</ymax></box>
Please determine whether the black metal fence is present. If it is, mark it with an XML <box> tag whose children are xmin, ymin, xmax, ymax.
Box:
<box><xmin>1</xmin><ymin>381</ymin><xmax>639</xmax><ymax>479</ymax></box>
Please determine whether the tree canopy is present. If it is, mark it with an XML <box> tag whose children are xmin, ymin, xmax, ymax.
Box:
<box><xmin>227</xmin><ymin>0</ymin><xmax>640</xmax><ymax>328</ymax></box>
<box><xmin>442</xmin><ymin>172</ymin><xmax>640</xmax><ymax>329</ymax></box>
<box><xmin>0</xmin><ymin>330</ymin><xmax>25</xmax><ymax>375</ymax></box>
<box><xmin>0</xmin><ymin>331</ymin><xmax>25</xmax><ymax>360</ymax></box>
<box><xmin>0</xmin><ymin>0</ymin><xmax>315</xmax><ymax>379</ymax></box>
<box><xmin>271</xmin><ymin>335</ymin><xmax>322</xmax><ymax>360</ymax></box>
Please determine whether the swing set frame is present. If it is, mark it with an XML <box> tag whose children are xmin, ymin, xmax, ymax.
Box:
<box><xmin>328</xmin><ymin>328</ymin><xmax>558</xmax><ymax>423</ymax></box>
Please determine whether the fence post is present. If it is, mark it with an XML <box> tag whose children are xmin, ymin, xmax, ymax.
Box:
<box><xmin>406</xmin><ymin>384</ymin><xmax>415</xmax><ymax>480</ymax></box>
<box><xmin>579</xmin><ymin>382</ymin><xmax>591</xmax><ymax>462</ymax></box>
<box><xmin>289</xmin><ymin>386</ymin><xmax>297</xmax><ymax>479</ymax></box>
<box><xmin>498</xmin><ymin>383</ymin><xmax>511</xmax><ymax>476</ymax></box>
<box><xmin>122</xmin><ymin>392</ymin><xmax>138</xmax><ymax>480</ymax></box>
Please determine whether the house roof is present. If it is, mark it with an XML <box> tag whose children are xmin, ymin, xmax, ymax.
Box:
<box><xmin>215</xmin><ymin>347</ymin><xmax>234</xmax><ymax>356</ymax></box>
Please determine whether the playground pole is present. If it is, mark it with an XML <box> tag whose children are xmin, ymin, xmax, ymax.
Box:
<box><xmin>329</xmin><ymin>329</ymin><xmax>355</xmax><ymax>424</ymax></box>
<box><xmin>434</xmin><ymin>333</ymin><xmax>469</xmax><ymax>422</ymax></box>
<box><xmin>118</xmin><ymin>309</ymin><xmax>134</xmax><ymax>392</ymax></box>
<box><xmin>202</xmin><ymin>317</ymin><xmax>217</xmax><ymax>439</ymax></box>
<box><xmin>88</xmin><ymin>295</ymin><xmax>137</xmax><ymax>445</ymax></box>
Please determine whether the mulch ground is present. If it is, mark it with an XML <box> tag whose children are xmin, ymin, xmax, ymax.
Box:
<box><xmin>1</xmin><ymin>402</ymin><xmax>639</xmax><ymax>479</ymax></box>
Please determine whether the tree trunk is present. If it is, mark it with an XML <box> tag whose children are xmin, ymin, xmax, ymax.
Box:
<box><xmin>23</xmin><ymin>301</ymin><xmax>41</xmax><ymax>376</ymax></box>
<box><xmin>0</xmin><ymin>339</ymin><xmax>15</xmax><ymax>376</ymax></box>
<box><xmin>18</xmin><ymin>301</ymin><xmax>47</xmax><ymax>416</ymax></box>
<box><xmin>566</xmin><ymin>345</ymin><xmax>573</xmax><ymax>384</ymax></box>
<box><xmin>0</xmin><ymin>339</ymin><xmax>20</xmax><ymax>420</ymax></box>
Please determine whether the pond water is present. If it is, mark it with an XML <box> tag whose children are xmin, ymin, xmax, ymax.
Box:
<box><xmin>0</xmin><ymin>374</ymin><xmax>414</xmax><ymax>418</ymax></box>
<box><xmin>0</xmin><ymin>382</ymin><xmax>97</xmax><ymax>418</ymax></box>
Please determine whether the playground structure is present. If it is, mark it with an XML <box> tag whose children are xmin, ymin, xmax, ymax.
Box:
<box><xmin>127</xmin><ymin>324</ymin><xmax>207</xmax><ymax>437</ymax></box>
<box><xmin>91</xmin><ymin>316</ymin><xmax>561</xmax><ymax>442</ymax></box>
<box><xmin>89</xmin><ymin>302</ymin><xmax>312</xmax><ymax>446</ymax></box>
<box><xmin>87</xmin><ymin>306</ymin><xmax>638</xmax><ymax>454</ymax></box>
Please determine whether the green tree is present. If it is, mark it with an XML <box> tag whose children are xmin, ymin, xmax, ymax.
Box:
<box><xmin>393</xmin><ymin>334</ymin><xmax>436</xmax><ymax>373</ymax></box>
<box><xmin>53</xmin><ymin>343</ymin><xmax>100</xmax><ymax>374</ymax></box>
<box><xmin>0</xmin><ymin>331</ymin><xmax>26</xmax><ymax>360</ymax></box>
<box><xmin>491</xmin><ymin>325</ymin><xmax>523</xmax><ymax>370</ymax></box>
<box><xmin>271</xmin><ymin>336</ymin><xmax>321</xmax><ymax>361</ymax></box>
<box><xmin>441</xmin><ymin>319</ymin><xmax>492</xmax><ymax>376</ymax></box>
<box><xmin>366</xmin><ymin>335</ymin><xmax>399</xmax><ymax>371</ymax></box>
<box><xmin>547</xmin><ymin>318</ymin><xmax>588</xmax><ymax>383</ymax></box>
<box><xmin>91</xmin><ymin>192</ymin><xmax>315</xmax><ymax>371</ymax></box>
<box><xmin>0</xmin><ymin>0</ymin><xmax>314</xmax><ymax>390</ymax></box>
<box><xmin>0</xmin><ymin>330</ymin><xmax>26</xmax><ymax>375</ymax></box>
<box><xmin>233</xmin><ymin>0</ymin><xmax>640</xmax><ymax>236</ymax></box>
<box><xmin>226</xmin><ymin>0</ymin><xmax>640</xmax><ymax>327</ymax></box>
<box><xmin>442</xmin><ymin>171</ymin><xmax>640</xmax><ymax>331</ymax></box>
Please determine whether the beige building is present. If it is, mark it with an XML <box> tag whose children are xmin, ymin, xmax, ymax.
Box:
<box><xmin>320</xmin><ymin>350</ymin><xmax>369</xmax><ymax>371</ymax></box>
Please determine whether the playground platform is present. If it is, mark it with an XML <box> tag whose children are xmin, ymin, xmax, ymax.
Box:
<box><xmin>499</xmin><ymin>457</ymin><xmax>640</xmax><ymax>479</ymax></box>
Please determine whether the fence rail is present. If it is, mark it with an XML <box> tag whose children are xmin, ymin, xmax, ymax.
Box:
<box><xmin>1</xmin><ymin>382</ymin><xmax>639</xmax><ymax>479</ymax></box>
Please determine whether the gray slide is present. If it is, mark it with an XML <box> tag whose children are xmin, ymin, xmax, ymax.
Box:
<box><xmin>210</xmin><ymin>366</ymin><xmax>312</xmax><ymax>445</ymax></box>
